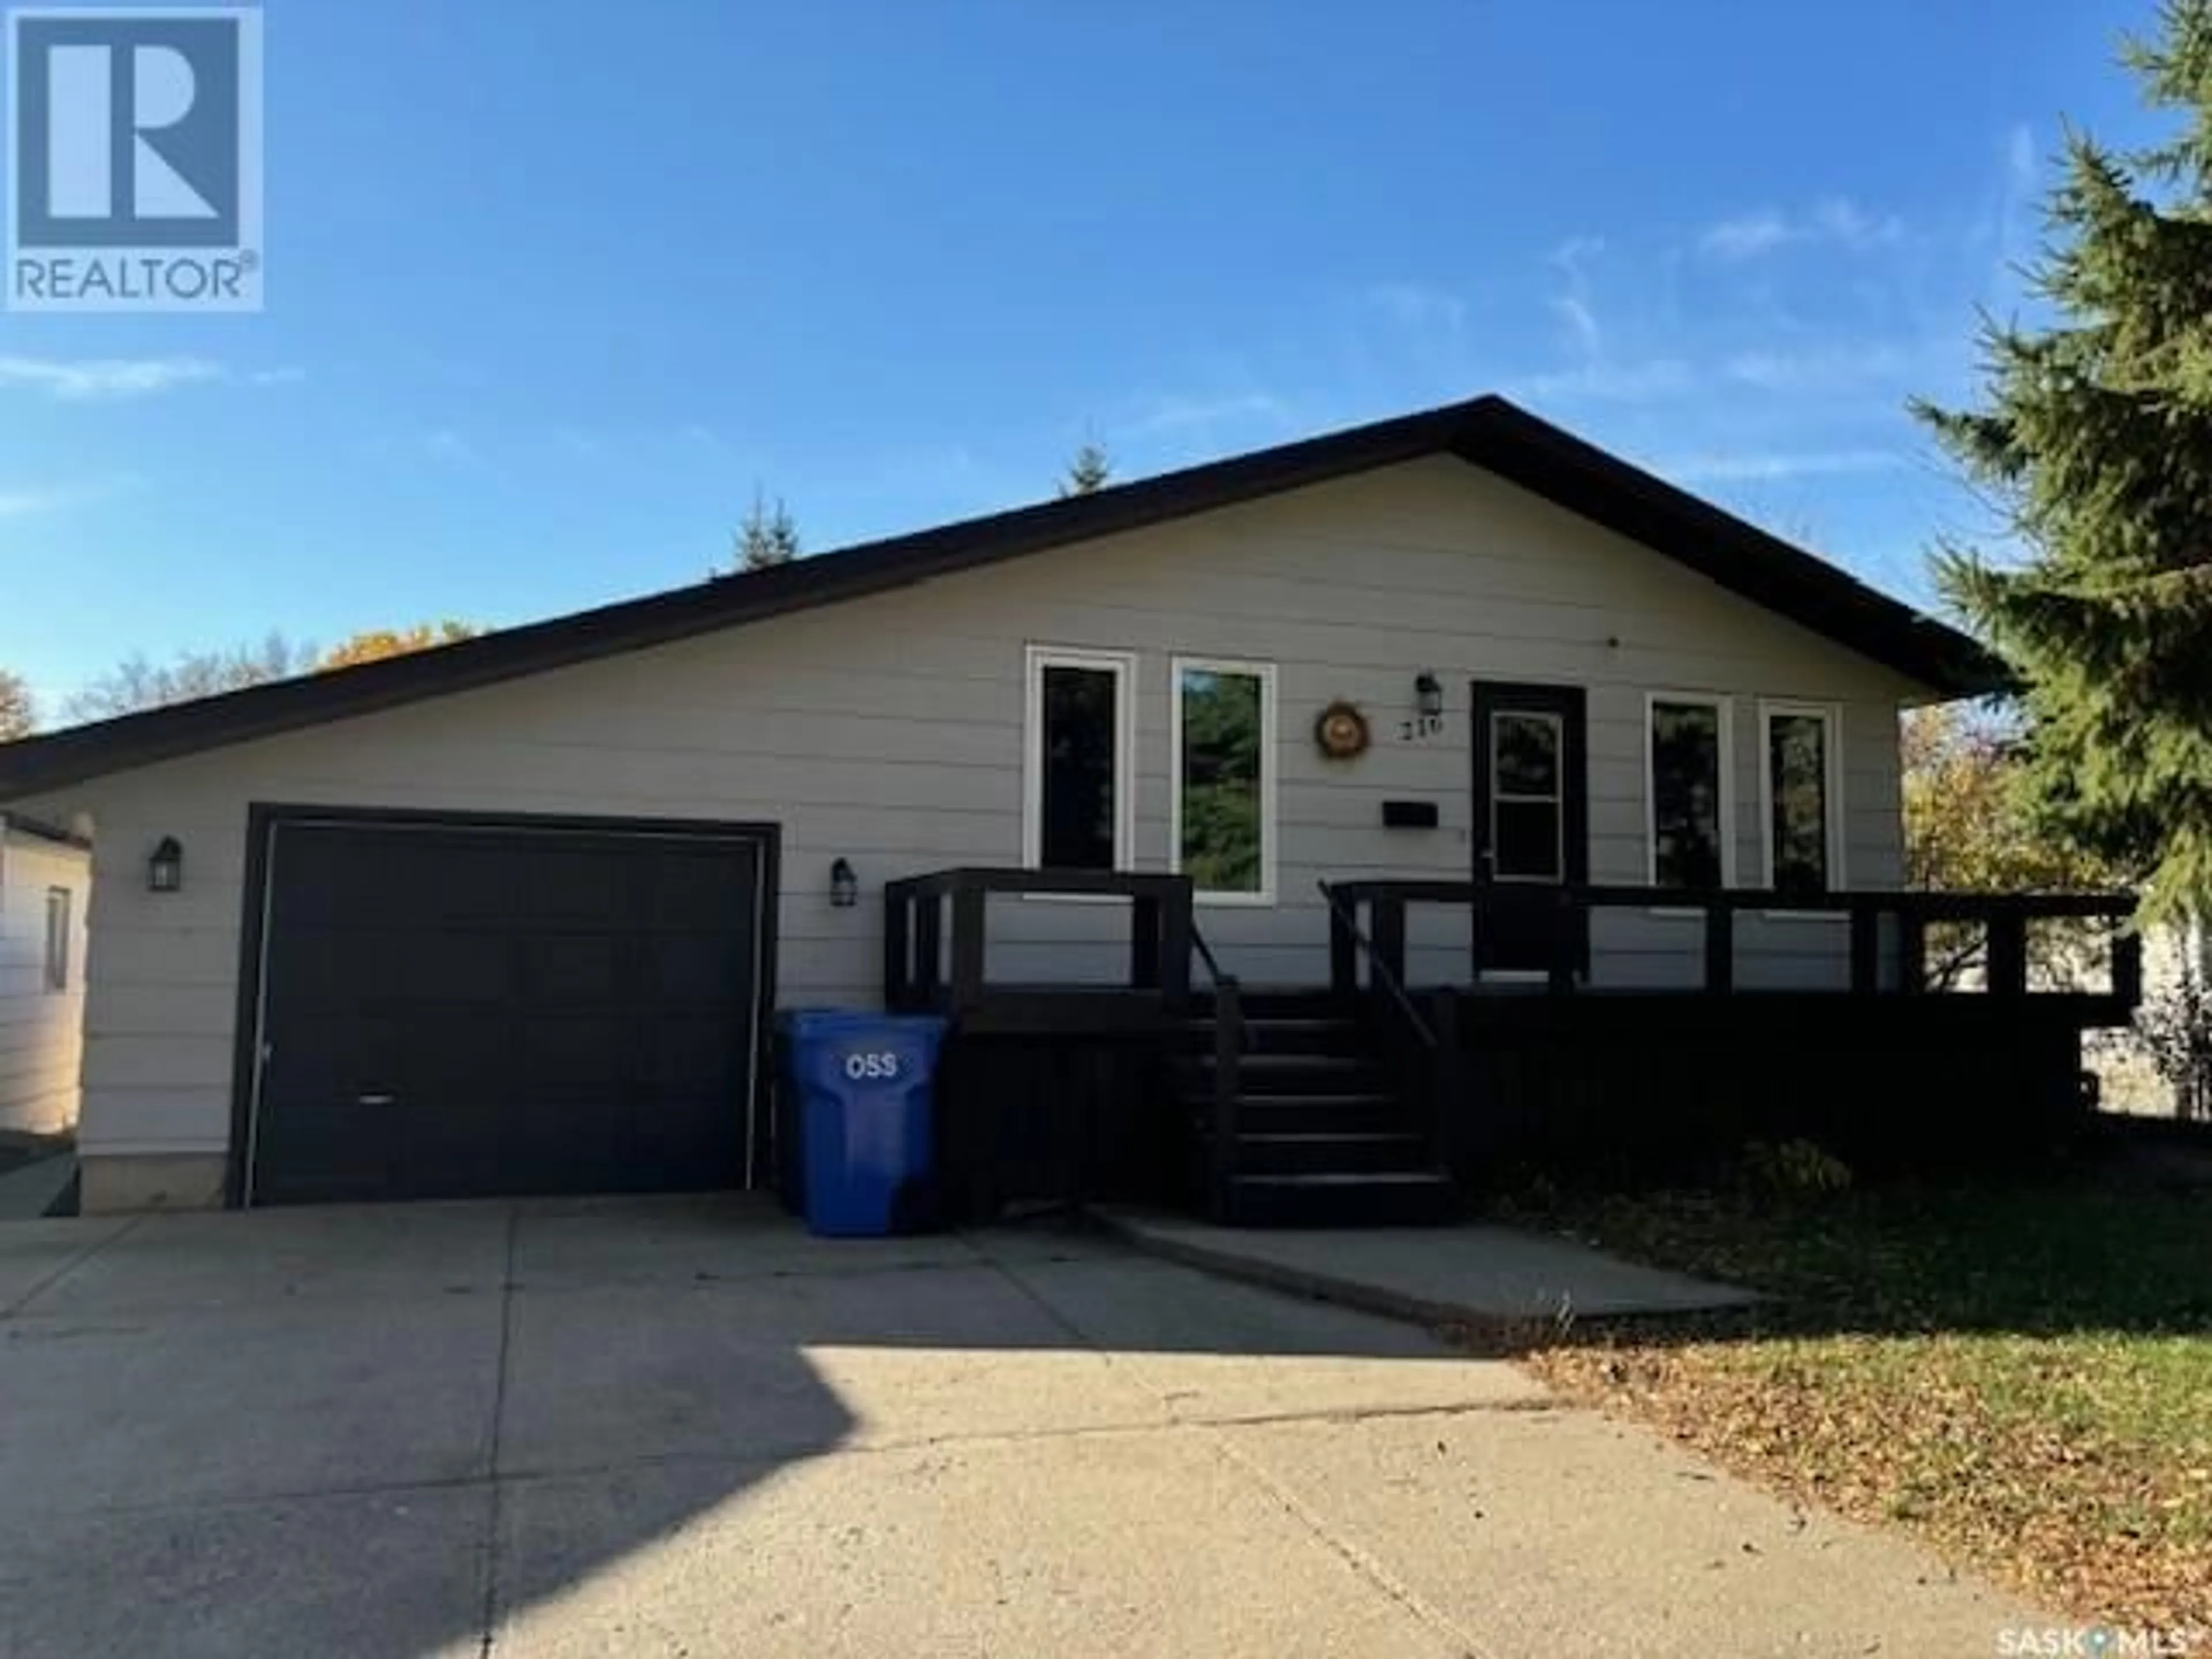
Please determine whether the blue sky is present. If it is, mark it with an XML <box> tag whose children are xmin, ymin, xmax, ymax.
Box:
<box><xmin>0</xmin><ymin>0</ymin><xmax>2168</xmax><ymax>715</ymax></box>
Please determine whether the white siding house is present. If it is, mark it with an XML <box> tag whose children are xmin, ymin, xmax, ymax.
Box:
<box><xmin>0</xmin><ymin>398</ymin><xmax>1995</xmax><ymax>1213</ymax></box>
<box><xmin>0</xmin><ymin>815</ymin><xmax>90</xmax><ymax>1138</ymax></box>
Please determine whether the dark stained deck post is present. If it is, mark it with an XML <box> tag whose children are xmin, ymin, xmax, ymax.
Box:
<box><xmin>949</xmin><ymin>882</ymin><xmax>986</xmax><ymax>1013</ymax></box>
<box><xmin>1899</xmin><ymin>911</ymin><xmax>1928</xmax><ymax>994</ymax></box>
<box><xmin>1987</xmin><ymin>911</ymin><xmax>2029</xmax><ymax>997</ymax></box>
<box><xmin>1850</xmin><ymin>904</ymin><xmax>1881</xmax><ymax>994</ymax></box>
<box><xmin>1328</xmin><ymin>888</ymin><xmax>1359</xmax><ymax>997</ymax></box>
<box><xmin>914</xmin><ymin>893</ymin><xmax>944</xmax><ymax>1006</ymax></box>
<box><xmin>2113</xmin><ymin>926</ymin><xmax>2144</xmax><ymax>1009</ymax></box>
<box><xmin>1157</xmin><ymin>884</ymin><xmax>1193</xmax><ymax>1007</ymax></box>
<box><xmin>1703</xmin><ymin>899</ymin><xmax>1734</xmax><ymax>994</ymax></box>
<box><xmin>883</xmin><ymin>883</ymin><xmax>911</xmax><ymax>1008</ymax></box>
<box><xmin>1129</xmin><ymin>893</ymin><xmax>1162</xmax><ymax>991</ymax></box>
<box><xmin>1370</xmin><ymin>893</ymin><xmax>1407</xmax><ymax>994</ymax></box>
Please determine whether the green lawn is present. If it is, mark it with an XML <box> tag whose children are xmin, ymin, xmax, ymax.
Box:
<box><xmin>1510</xmin><ymin>1173</ymin><xmax>2212</xmax><ymax>1627</ymax></box>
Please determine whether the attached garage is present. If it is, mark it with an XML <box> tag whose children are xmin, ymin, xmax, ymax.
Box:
<box><xmin>236</xmin><ymin>809</ymin><xmax>777</xmax><ymax>1207</ymax></box>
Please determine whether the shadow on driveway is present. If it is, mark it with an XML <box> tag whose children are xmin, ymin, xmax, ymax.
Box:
<box><xmin>0</xmin><ymin>1195</ymin><xmax>1543</xmax><ymax>1658</ymax></box>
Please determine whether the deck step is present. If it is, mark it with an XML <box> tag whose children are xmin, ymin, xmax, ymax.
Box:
<box><xmin>1225</xmin><ymin>1170</ymin><xmax>1459</xmax><ymax>1228</ymax></box>
<box><xmin>1180</xmin><ymin>1016</ymin><xmax>1366</xmax><ymax>1056</ymax></box>
<box><xmin>1232</xmin><ymin>1131</ymin><xmax>1430</xmax><ymax>1176</ymax></box>
<box><xmin>1175</xmin><ymin>1053</ymin><xmax>1391</xmax><ymax>1094</ymax></box>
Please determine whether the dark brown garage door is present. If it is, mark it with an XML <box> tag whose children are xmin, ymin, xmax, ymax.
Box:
<box><xmin>243</xmin><ymin>813</ymin><xmax>774</xmax><ymax>1206</ymax></box>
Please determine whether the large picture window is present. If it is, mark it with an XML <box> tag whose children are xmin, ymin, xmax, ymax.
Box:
<box><xmin>1647</xmin><ymin>695</ymin><xmax>1732</xmax><ymax>891</ymax></box>
<box><xmin>1024</xmin><ymin>647</ymin><xmax>1133</xmax><ymax>872</ymax></box>
<box><xmin>1762</xmin><ymin>703</ymin><xmax>1841</xmax><ymax>895</ymax></box>
<box><xmin>1172</xmin><ymin>658</ymin><xmax>1275</xmax><ymax>903</ymax></box>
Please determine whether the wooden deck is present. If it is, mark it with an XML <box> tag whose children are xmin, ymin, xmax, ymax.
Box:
<box><xmin>882</xmin><ymin>869</ymin><xmax>2143</xmax><ymax>1225</ymax></box>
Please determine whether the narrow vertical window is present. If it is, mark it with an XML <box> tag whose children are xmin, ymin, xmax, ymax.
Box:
<box><xmin>1763</xmin><ymin>705</ymin><xmax>1840</xmax><ymax>894</ymax></box>
<box><xmin>1173</xmin><ymin>658</ymin><xmax>1275</xmax><ymax>902</ymax></box>
<box><xmin>1488</xmin><ymin>711</ymin><xmax>1565</xmax><ymax>881</ymax></box>
<box><xmin>1025</xmin><ymin>649</ymin><xmax>1132</xmax><ymax>871</ymax></box>
<box><xmin>1649</xmin><ymin>696</ymin><xmax>1729</xmax><ymax>891</ymax></box>
<box><xmin>43</xmin><ymin>886</ymin><xmax>70</xmax><ymax>992</ymax></box>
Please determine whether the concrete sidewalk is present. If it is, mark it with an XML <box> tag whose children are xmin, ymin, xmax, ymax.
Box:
<box><xmin>1097</xmin><ymin>1206</ymin><xmax>1756</xmax><ymax>1325</ymax></box>
<box><xmin>0</xmin><ymin>1198</ymin><xmax>2031</xmax><ymax>1657</ymax></box>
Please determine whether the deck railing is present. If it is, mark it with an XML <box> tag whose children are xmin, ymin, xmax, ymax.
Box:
<box><xmin>1324</xmin><ymin>881</ymin><xmax>2142</xmax><ymax>1009</ymax></box>
<box><xmin>882</xmin><ymin>867</ymin><xmax>1194</xmax><ymax>1029</ymax></box>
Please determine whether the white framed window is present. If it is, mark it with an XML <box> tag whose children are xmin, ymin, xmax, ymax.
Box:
<box><xmin>1171</xmin><ymin>657</ymin><xmax>1277</xmax><ymax>905</ymax></box>
<box><xmin>1646</xmin><ymin>692</ymin><xmax>1735</xmax><ymax>891</ymax></box>
<box><xmin>43</xmin><ymin>886</ymin><xmax>71</xmax><ymax>992</ymax></box>
<box><xmin>1759</xmin><ymin>701</ymin><xmax>1844</xmax><ymax>895</ymax></box>
<box><xmin>1022</xmin><ymin>646</ymin><xmax>1135</xmax><ymax>872</ymax></box>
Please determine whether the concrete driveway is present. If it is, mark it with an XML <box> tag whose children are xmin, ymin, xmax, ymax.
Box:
<box><xmin>0</xmin><ymin>1198</ymin><xmax>2030</xmax><ymax>1658</ymax></box>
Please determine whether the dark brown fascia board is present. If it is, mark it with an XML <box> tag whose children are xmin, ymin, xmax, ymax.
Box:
<box><xmin>0</xmin><ymin>396</ymin><xmax>1999</xmax><ymax>801</ymax></box>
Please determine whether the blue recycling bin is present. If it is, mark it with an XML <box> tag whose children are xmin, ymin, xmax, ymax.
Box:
<box><xmin>780</xmin><ymin>1011</ymin><xmax>948</xmax><ymax>1237</ymax></box>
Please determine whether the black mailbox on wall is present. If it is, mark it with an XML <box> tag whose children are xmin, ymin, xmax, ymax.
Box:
<box><xmin>1381</xmin><ymin>800</ymin><xmax>1440</xmax><ymax>830</ymax></box>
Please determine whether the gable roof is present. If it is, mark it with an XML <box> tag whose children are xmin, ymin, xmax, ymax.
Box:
<box><xmin>0</xmin><ymin>395</ymin><xmax>1999</xmax><ymax>801</ymax></box>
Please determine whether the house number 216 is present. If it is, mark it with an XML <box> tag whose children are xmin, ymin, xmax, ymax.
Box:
<box><xmin>1399</xmin><ymin>715</ymin><xmax>1444</xmax><ymax>741</ymax></box>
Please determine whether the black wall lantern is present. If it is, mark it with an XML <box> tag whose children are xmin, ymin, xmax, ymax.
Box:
<box><xmin>829</xmin><ymin>857</ymin><xmax>858</xmax><ymax>909</ymax></box>
<box><xmin>1414</xmin><ymin>672</ymin><xmax>1444</xmax><ymax>722</ymax></box>
<box><xmin>147</xmin><ymin>836</ymin><xmax>184</xmax><ymax>894</ymax></box>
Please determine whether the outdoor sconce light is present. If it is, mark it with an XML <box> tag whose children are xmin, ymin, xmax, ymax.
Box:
<box><xmin>147</xmin><ymin>836</ymin><xmax>184</xmax><ymax>895</ymax></box>
<box><xmin>1414</xmin><ymin>672</ymin><xmax>1445</xmax><ymax>722</ymax></box>
<box><xmin>829</xmin><ymin>857</ymin><xmax>858</xmax><ymax>910</ymax></box>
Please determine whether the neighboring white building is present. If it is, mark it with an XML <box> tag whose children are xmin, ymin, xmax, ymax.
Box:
<box><xmin>0</xmin><ymin>812</ymin><xmax>90</xmax><ymax>1138</ymax></box>
<box><xmin>0</xmin><ymin>396</ymin><xmax>2006</xmax><ymax>1214</ymax></box>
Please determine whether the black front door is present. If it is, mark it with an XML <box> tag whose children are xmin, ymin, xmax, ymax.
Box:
<box><xmin>246</xmin><ymin>815</ymin><xmax>770</xmax><ymax>1206</ymax></box>
<box><xmin>1471</xmin><ymin>681</ymin><xmax>1589</xmax><ymax>976</ymax></box>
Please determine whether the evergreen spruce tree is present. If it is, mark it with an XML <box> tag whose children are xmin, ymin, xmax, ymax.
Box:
<box><xmin>1058</xmin><ymin>442</ymin><xmax>1112</xmax><ymax>497</ymax></box>
<box><xmin>1917</xmin><ymin>0</ymin><xmax>2212</xmax><ymax>916</ymax></box>
<box><xmin>734</xmin><ymin>491</ymin><xmax>802</xmax><ymax>571</ymax></box>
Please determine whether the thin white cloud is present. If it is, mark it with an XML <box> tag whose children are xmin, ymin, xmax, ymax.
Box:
<box><xmin>1700</xmin><ymin>211</ymin><xmax>1794</xmax><ymax>261</ymax></box>
<box><xmin>0</xmin><ymin>355</ymin><xmax>224</xmax><ymax>400</ymax></box>
<box><xmin>0</xmin><ymin>479</ymin><xmax>109</xmax><ymax>518</ymax></box>
<box><xmin>1699</xmin><ymin>196</ymin><xmax>1904</xmax><ymax>261</ymax></box>
<box><xmin>0</xmin><ymin>356</ymin><xmax>302</xmax><ymax>400</ymax></box>
<box><xmin>1724</xmin><ymin>342</ymin><xmax>1915</xmax><ymax>393</ymax></box>
<box><xmin>1657</xmin><ymin>448</ymin><xmax>1906</xmax><ymax>484</ymax></box>
<box><xmin>1547</xmin><ymin>237</ymin><xmax>1608</xmax><ymax>358</ymax></box>
<box><xmin>1368</xmin><ymin>282</ymin><xmax>1467</xmax><ymax>340</ymax></box>
<box><xmin>1124</xmin><ymin>390</ymin><xmax>1294</xmax><ymax>437</ymax></box>
<box><xmin>1507</xmin><ymin>357</ymin><xmax>1696</xmax><ymax>407</ymax></box>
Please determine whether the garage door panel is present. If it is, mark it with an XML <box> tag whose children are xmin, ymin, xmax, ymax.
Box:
<box><xmin>249</xmin><ymin>818</ymin><xmax>768</xmax><ymax>1206</ymax></box>
<box><xmin>517</xmin><ymin>934</ymin><xmax>630</xmax><ymax>1007</ymax></box>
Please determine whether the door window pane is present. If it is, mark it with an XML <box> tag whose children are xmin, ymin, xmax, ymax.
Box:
<box><xmin>1493</xmin><ymin>714</ymin><xmax>1560</xmax><ymax>796</ymax></box>
<box><xmin>1490</xmin><ymin>711</ymin><xmax>1564</xmax><ymax>881</ymax></box>
<box><xmin>1652</xmin><ymin>700</ymin><xmax>1725</xmax><ymax>890</ymax></box>
<box><xmin>1767</xmin><ymin>711</ymin><xmax>1833</xmax><ymax>893</ymax></box>
<box><xmin>1039</xmin><ymin>663</ymin><xmax>1122</xmax><ymax>870</ymax></box>
<box><xmin>1176</xmin><ymin>665</ymin><xmax>1270</xmax><ymax>897</ymax></box>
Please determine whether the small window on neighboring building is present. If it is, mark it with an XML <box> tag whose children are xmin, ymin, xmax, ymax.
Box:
<box><xmin>1024</xmin><ymin>647</ymin><xmax>1134</xmax><ymax>871</ymax></box>
<box><xmin>1173</xmin><ymin>658</ymin><xmax>1275</xmax><ymax>903</ymax></box>
<box><xmin>1649</xmin><ymin>695</ymin><xmax>1730</xmax><ymax>891</ymax></box>
<box><xmin>1762</xmin><ymin>704</ymin><xmax>1841</xmax><ymax>895</ymax></box>
<box><xmin>43</xmin><ymin>887</ymin><xmax>70</xmax><ymax>992</ymax></box>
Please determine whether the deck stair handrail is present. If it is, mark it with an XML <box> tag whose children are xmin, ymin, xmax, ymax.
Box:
<box><xmin>1316</xmin><ymin>880</ymin><xmax>1438</xmax><ymax>1047</ymax></box>
<box><xmin>1318</xmin><ymin>880</ymin><xmax>1462</xmax><ymax>1175</ymax></box>
<box><xmin>1187</xmin><ymin>916</ymin><xmax>1245</xmax><ymax>1216</ymax></box>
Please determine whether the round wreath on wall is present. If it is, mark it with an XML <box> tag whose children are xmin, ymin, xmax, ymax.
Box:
<box><xmin>1313</xmin><ymin>700</ymin><xmax>1372</xmax><ymax>761</ymax></box>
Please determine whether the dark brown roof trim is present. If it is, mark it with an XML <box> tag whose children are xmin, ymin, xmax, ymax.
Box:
<box><xmin>0</xmin><ymin>395</ymin><xmax>2000</xmax><ymax>800</ymax></box>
